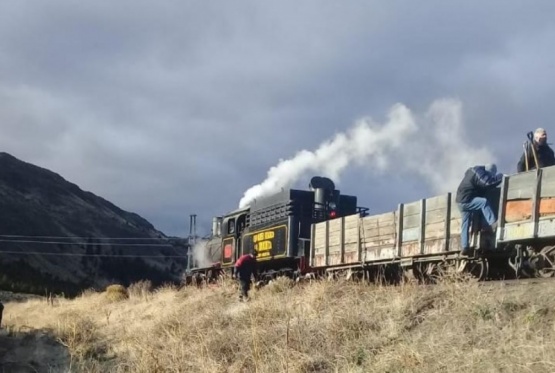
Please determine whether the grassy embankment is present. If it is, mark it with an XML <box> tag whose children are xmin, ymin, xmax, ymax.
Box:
<box><xmin>3</xmin><ymin>275</ymin><xmax>555</xmax><ymax>372</ymax></box>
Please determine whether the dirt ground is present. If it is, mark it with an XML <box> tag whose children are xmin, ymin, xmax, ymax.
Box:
<box><xmin>0</xmin><ymin>291</ymin><xmax>70</xmax><ymax>373</ymax></box>
<box><xmin>0</xmin><ymin>329</ymin><xmax>70</xmax><ymax>373</ymax></box>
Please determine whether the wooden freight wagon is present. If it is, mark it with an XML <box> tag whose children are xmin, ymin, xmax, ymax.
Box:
<box><xmin>309</xmin><ymin>192</ymin><xmax>482</xmax><ymax>269</ymax></box>
<box><xmin>498</xmin><ymin>166</ymin><xmax>555</xmax><ymax>242</ymax></box>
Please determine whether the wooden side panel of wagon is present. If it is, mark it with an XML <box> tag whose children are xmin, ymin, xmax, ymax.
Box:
<box><xmin>309</xmin><ymin>192</ymin><xmax>467</xmax><ymax>268</ymax></box>
<box><xmin>398</xmin><ymin>193</ymin><xmax>462</xmax><ymax>256</ymax></box>
<box><xmin>311</xmin><ymin>214</ymin><xmax>361</xmax><ymax>267</ymax></box>
<box><xmin>498</xmin><ymin>166</ymin><xmax>555</xmax><ymax>242</ymax></box>
<box><xmin>359</xmin><ymin>211</ymin><xmax>397</xmax><ymax>261</ymax></box>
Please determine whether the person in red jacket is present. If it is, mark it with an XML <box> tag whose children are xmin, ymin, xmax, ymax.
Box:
<box><xmin>234</xmin><ymin>251</ymin><xmax>258</xmax><ymax>301</ymax></box>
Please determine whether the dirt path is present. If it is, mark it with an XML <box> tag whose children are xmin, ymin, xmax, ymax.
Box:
<box><xmin>0</xmin><ymin>329</ymin><xmax>70</xmax><ymax>373</ymax></box>
<box><xmin>0</xmin><ymin>290</ymin><xmax>70</xmax><ymax>372</ymax></box>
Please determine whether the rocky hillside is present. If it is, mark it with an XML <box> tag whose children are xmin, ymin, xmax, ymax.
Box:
<box><xmin>0</xmin><ymin>152</ymin><xmax>187</xmax><ymax>296</ymax></box>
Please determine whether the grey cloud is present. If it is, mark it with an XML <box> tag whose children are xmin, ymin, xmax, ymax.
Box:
<box><xmin>1</xmin><ymin>0</ymin><xmax>554</xmax><ymax>235</ymax></box>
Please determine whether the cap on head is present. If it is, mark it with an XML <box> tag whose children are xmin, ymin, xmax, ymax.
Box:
<box><xmin>484</xmin><ymin>163</ymin><xmax>497</xmax><ymax>174</ymax></box>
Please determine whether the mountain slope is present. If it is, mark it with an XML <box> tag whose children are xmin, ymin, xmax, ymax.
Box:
<box><xmin>0</xmin><ymin>152</ymin><xmax>186</xmax><ymax>295</ymax></box>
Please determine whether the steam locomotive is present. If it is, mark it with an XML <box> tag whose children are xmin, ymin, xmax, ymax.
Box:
<box><xmin>187</xmin><ymin>167</ymin><xmax>555</xmax><ymax>284</ymax></box>
<box><xmin>188</xmin><ymin>176</ymin><xmax>364</xmax><ymax>282</ymax></box>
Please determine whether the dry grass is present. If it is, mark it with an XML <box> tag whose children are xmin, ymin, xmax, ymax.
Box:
<box><xmin>3</xmin><ymin>276</ymin><xmax>555</xmax><ymax>372</ymax></box>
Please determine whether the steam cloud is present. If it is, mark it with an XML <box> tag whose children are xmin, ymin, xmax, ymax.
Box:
<box><xmin>192</xmin><ymin>240</ymin><xmax>213</xmax><ymax>268</ymax></box>
<box><xmin>238</xmin><ymin>99</ymin><xmax>495</xmax><ymax>208</ymax></box>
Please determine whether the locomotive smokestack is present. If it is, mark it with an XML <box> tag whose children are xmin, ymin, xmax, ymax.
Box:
<box><xmin>310</xmin><ymin>176</ymin><xmax>335</xmax><ymax>212</ymax></box>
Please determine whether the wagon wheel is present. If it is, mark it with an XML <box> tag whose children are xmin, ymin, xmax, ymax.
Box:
<box><xmin>457</xmin><ymin>258</ymin><xmax>489</xmax><ymax>281</ymax></box>
<box><xmin>537</xmin><ymin>246</ymin><xmax>555</xmax><ymax>278</ymax></box>
<box><xmin>411</xmin><ymin>263</ymin><xmax>436</xmax><ymax>284</ymax></box>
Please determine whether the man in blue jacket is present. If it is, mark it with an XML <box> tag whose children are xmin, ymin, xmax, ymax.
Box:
<box><xmin>455</xmin><ymin>164</ymin><xmax>503</xmax><ymax>256</ymax></box>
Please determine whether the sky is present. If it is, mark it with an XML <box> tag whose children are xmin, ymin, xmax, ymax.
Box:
<box><xmin>1</xmin><ymin>1</ymin><xmax>554</xmax><ymax>237</ymax></box>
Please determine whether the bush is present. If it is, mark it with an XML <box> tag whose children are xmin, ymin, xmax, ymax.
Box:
<box><xmin>103</xmin><ymin>284</ymin><xmax>129</xmax><ymax>303</ymax></box>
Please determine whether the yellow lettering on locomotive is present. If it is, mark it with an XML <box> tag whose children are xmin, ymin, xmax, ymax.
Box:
<box><xmin>252</xmin><ymin>230</ymin><xmax>275</xmax><ymax>243</ymax></box>
<box><xmin>258</xmin><ymin>241</ymin><xmax>272</xmax><ymax>251</ymax></box>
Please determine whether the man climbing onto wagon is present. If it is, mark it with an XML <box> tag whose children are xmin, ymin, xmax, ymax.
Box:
<box><xmin>234</xmin><ymin>250</ymin><xmax>258</xmax><ymax>302</ymax></box>
<box><xmin>455</xmin><ymin>164</ymin><xmax>503</xmax><ymax>257</ymax></box>
<box><xmin>517</xmin><ymin>128</ymin><xmax>555</xmax><ymax>172</ymax></box>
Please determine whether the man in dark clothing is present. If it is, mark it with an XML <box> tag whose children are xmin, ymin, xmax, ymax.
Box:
<box><xmin>234</xmin><ymin>251</ymin><xmax>258</xmax><ymax>301</ymax></box>
<box><xmin>455</xmin><ymin>164</ymin><xmax>503</xmax><ymax>256</ymax></box>
<box><xmin>517</xmin><ymin>128</ymin><xmax>555</xmax><ymax>172</ymax></box>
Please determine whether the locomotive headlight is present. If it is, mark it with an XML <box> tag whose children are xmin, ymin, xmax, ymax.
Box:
<box><xmin>328</xmin><ymin>202</ymin><xmax>337</xmax><ymax>210</ymax></box>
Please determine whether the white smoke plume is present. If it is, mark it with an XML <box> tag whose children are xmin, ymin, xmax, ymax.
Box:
<box><xmin>191</xmin><ymin>239</ymin><xmax>213</xmax><ymax>268</ymax></box>
<box><xmin>238</xmin><ymin>98</ymin><xmax>495</xmax><ymax>208</ymax></box>
<box><xmin>407</xmin><ymin>99</ymin><xmax>495</xmax><ymax>194</ymax></box>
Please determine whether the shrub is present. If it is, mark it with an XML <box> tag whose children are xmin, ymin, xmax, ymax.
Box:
<box><xmin>103</xmin><ymin>284</ymin><xmax>129</xmax><ymax>303</ymax></box>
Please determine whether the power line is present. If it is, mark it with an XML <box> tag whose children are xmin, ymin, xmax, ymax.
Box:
<box><xmin>0</xmin><ymin>234</ymin><xmax>176</xmax><ymax>240</ymax></box>
<box><xmin>0</xmin><ymin>250</ymin><xmax>187</xmax><ymax>258</ymax></box>
<box><xmin>0</xmin><ymin>239</ymin><xmax>175</xmax><ymax>247</ymax></box>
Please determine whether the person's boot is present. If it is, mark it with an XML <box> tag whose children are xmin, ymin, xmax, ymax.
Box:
<box><xmin>460</xmin><ymin>247</ymin><xmax>472</xmax><ymax>257</ymax></box>
<box><xmin>461</xmin><ymin>246</ymin><xmax>478</xmax><ymax>257</ymax></box>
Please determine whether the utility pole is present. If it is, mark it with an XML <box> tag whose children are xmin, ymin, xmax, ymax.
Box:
<box><xmin>187</xmin><ymin>214</ymin><xmax>197</xmax><ymax>272</ymax></box>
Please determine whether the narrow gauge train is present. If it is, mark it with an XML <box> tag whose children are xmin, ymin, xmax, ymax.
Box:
<box><xmin>187</xmin><ymin>166</ymin><xmax>555</xmax><ymax>285</ymax></box>
<box><xmin>187</xmin><ymin>176</ymin><xmax>364</xmax><ymax>283</ymax></box>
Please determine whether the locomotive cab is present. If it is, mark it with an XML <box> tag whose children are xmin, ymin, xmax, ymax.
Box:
<box><xmin>220</xmin><ymin>207</ymin><xmax>250</xmax><ymax>268</ymax></box>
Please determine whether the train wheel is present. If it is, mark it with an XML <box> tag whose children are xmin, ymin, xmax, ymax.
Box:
<box><xmin>414</xmin><ymin>262</ymin><xmax>441</xmax><ymax>284</ymax></box>
<box><xmin>458</xmin><ymin>258</ymin><xmax>489</xmax><ymax>281</ymax></box>
<box><xmin>537</xmin><ymin>246</ymin><xmax>555</xmax><ymax>278</ymax></box>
